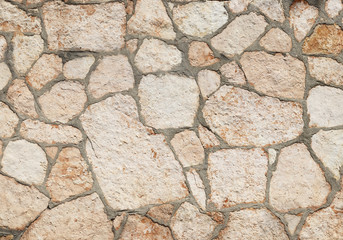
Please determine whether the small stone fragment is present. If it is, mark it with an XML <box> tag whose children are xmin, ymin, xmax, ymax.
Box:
<box><xmin>126</xmin><ymin>39</ymin><xmax>138</xmax><ymax>53</ymax></box>
<box><xmin>270</xmin><ymin>143</ymin><xmax>330</xmax><ymax>212</ymax></box>
<box><xmin>39</xmin><ymin>81</ymin><xmax>87</xmax><ymax>123</ymax></box>
<box><xmin>45</xmin><ymin>146</ymin><xmax>58</xmax><ymax>159</ymax></box>
<box><xmin>0</xmin><ymin>102</ymin><xmax>19</xmax><ymax>139</ymax></box>
<box><xmin>197</xmin><ymin>70</ymin><xmax>221</xmax><ymax>99</ymax></box>
<box><xmin>113</xmin><ymin>213</ymin><xmax>127</xmax><ymax>231</ymax></box>
<box><xmin>268</xmin><ymin>148</ymin><xmax>277</xmax><ymax>165</ymax></box>
<box><xmin>0</xmin><ymin>175</ymin><xmax>49</xmax><ymax>230</ymax></box>
<box><xmin>88</xmin><ymin>55</ymin><xmax>134</xmax><ymax>99</ymax></box>
<box><xmin>26</xmin><ymin>0</ymin><xmax>44</xmax><ymax>6</ymax></box>
<box><xmin>198</xmin><ymin>125</ymin><xmax>220</xmax><ymax>149</ymax></box>
<box><xmin>186</xmin><ymin>168</ymin><xmax>206</xmax><ymax>210</ymax></box>
<box><xmin>325</xmin><ymin>0</ymin><xmax>343</xmax><ymax>18</ymax></box>
<box><xmin>308</xmin><ymin>57</ymin><xmax>343</xmax><ymax>86</ymax></box>
<box><xmin>170</xmin><ymin>202</ymin><xmax>217</xmax><ymax>240</ymax></box>
<box><xmin>63</xmin><ymin>56</ymin><xmax>95</xmax><ymax>80</ymax></box>
<box><xmin>220</xmin><ymin>62</ymin><xmax>246</xmax><ymax>85</ymax></box>
<box><xmin>0</xmin><ymin>35</ymin><xmax>7</xmax><ymax>60</ymax></box>
<box><xmin>188</xmin><ymin>41</ymin><xmax>219</xmax><ymax>67</ymax></box>
<box><xmin>0</xmin><ymin>235</ymin><xmax>13</xmax><ymax>240</ymax></box>
<box><xmin>139</xmin><ymin>74</ymin><xmax>199</xmax><ymax>129</ymax></box>
<box><xmin>228</xmin><ymin>0</ymin><xmax>251</xmax><ymax>13</ymax></box>
<box><xmin>21</xmin><ymin>194</ymin><xmax>114</xmax><ymax>240</ymax></box>
<box><xmin>147</xmin><ymin>204</ymin><xmax>174</xmax><ymax>224</ymax></box>
<box><xmin>252</xmin><ymin>0</ymin><xmax>285</xmax><ymax>22</ymax></box>
<box><xmin>260</xmin><ymin>28</ymin><xmax>292</xmax><ymax>52</ymax></box>
<box><xmin>134</xmin><ymin>38</ymin><xmax>182</xmax><ymax>73</ymax></box>
<box><xmin>207</xmin><ymin>212</ymin><xmax>225</xmax><ymax>224</ymax></box>
<box><xmin>0</xmin><ymin>62</ymin><xmax>12</xmax><ymax>91</ymax></box>
<box><xmin>284</xmin><ymin>214</ymin><xmax>302</xmax><ymax>234</ymax></box>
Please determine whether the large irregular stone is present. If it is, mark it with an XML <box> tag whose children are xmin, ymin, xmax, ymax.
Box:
<box><xmin>172</xmin><ymin>2</ymin><xmax>228</xmax><ymax>37</ymax></box>
<box><xmin>260</xmin><ymin>28</ymin><xmax>292</xmax><ymax>52</ymax></box>
<box><xmin>307</xmin><ymin>86</ymin><xmax>343</xmax><ymax>128</ymax></box>
<box><xmin>220</xmin><ymin>62</ymin><xmax>246</xmax><ymax>85</ymax></box>
<box><xmin>211</xmin><ymin>13</ymin><xmax>267</xmax><ymax>57</ymax></box>
<box><xmin>88</xmin><ymin>55</ymin><xmax>134</xmax><ymax>99</ymax></box>
<box><xmin>208</xmin><ymin>148</ymin><xmax>268</xmax><ymax>208</ymax></box>
<box><xmin>240</xmin><ymin>51</ymin><xmax>306</xmax><ymax>99</ymax></box>
<box><xmin>0</xmin><ymin>62</ymin><xmax>12</xmax><ymax>91</ymax></box>
<box><xmin>197</xmin><ymin>70</ymin><xmax>220</xmax><ymax>100</ymax></box>
<box><xmin>228</xmin><ymin>0</ymin><xmax>251</xmax><ymax>13</ymax></box>
<box><xmin>147</xmin><ymin>204</ymin><xmax>175</xmax><ymax>224</ymax></box>
<box><xmin>198</xmin><ymin>125</ymin><xmax>220</xmax><ymax>149</ymax></box>
<box><xmin>218</xmin><ymin>209</ymin><xmax>288</xmax><ymax>239</ymax></box>
<box><xmin>139</xmin><ymin>74</ymin><xmax>199</xmax><ymax>129</ymax></box>
<box><xmin>21</xmin><ymin>194</ymin><xmax>113</xmax><ymax>240</ymax></box>
<box><xmin>46</xmin><ymin>147</ymin><xmax>93</xmax><ymax>202</ymax></box>
<box><xmin>0</xmin><ymin>35</ymin><xmax>7</xmax><ymax>60</ymax></box>
<box><xmin>252</xmin><ymin>0</ymin><xmax>285</xmax><ymax>22</ymax></box>
<box><xmin>203</xmin><ymin>86</ymin><xmax>303</xmax><ymax>146</ymax></box>
<box><xmin>270</xmin><ymin>143</ymin><xmax>330</xmax><ymax>212</ymax></box>
<box><xmin>81</xmin><ymin>94</ymin><xmax>188</xmax><ymax>210</ymax></box>
<box><xmin>0</xmin><ymin>102</ymin><xmax>19</xmax><ymax>138</ymax></box>
<box><xmin>188</xmin><ymin>41</ymin><xmax>219</xmax><ymax>67</ymax></box>
<box><xmin>170</xmin><ymin>202</ymin><xmax>217</xmax><ymax>240</ymax></box>
<box><xmin>325</xmin><ymin>0</ymin><xmax>343</xmax><ymax>18</ymax></box>
<box><xmin>42</xmin><ymin>1</ymin><xmax>125</xmax><ymax>51</ymax></box>
<box><xmin>1</xmin><ymin>139</ymin><xmax>47</xmax><ymax>185</ymax></box>
<box><xmin>0</xmin><ymin>175</ymin><xmax>48</xmax><ymax>230</ymax></box>
<box><xmin>39</xmin><ymin>81</ymin><xmax>87</xmax><ymax>123</ymax></box>
<box><xmin>127</xmin><ymin>0</ymin><xmax>176</xmax><ymax>40</ymax></box>
<box><xmin>63</xmin><ymin>56</ymin><xmax>95</xmax><ymax>80</ymax></box>
<box><xmin>20</xmin><ymin>119</ymin><xmax>83</xmax><ymax>144</ymax></box>
<box><xmin>186</xmin><ymin>168</ymin><xmax>206</xmax><ymax>210</ymax></box>
<box><xmin>134</xmin><ymin>38</ymin><xmax>182</xmax><ymax>73</ymax></box>
<box><xmin>308</xmin><ymin>57</ymin><xmax>343</xmax><ymax>86</ymax></box>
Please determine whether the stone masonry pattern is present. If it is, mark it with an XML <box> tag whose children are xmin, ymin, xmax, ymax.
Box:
<box><xmin>0</xmin><ymin>0</ymin><xmax>343</xmax><ymax>239</ymax></box>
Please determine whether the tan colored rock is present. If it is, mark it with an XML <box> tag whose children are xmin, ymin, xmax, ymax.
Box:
<box><xmin>63</xmin><ymin>56</ymin><xmax>95</xmax><ymax>80</ymax></box>
<box><xmin>46</xmin><ymin>147</ymin><xmax>93</xmax><ymax>202</ymax></box>
<box><xmin>0</xmin><ymin>62</ymin><xmax>12</xmax><ymax>91</ymax></box>
<box><xmin>113</xmin><ymin>213</ymin><xmax>127</xmax><ymax>231</ymax></box>
<box><xmin>228</xmin><ymin>0</ymin><xmax>251</xmax><ymax>13</ymax></box>
<box><xmin>332</xmin><ymin>178</ymin><xmax>343</xmax><ymax>210</ymax></box>
<box><xmin>303</xmin><ymin>24</ymin><xmax>343</xmax><ymax>55</ymax></box>
<box><xmin>0</xmin><ymin>175</ymin><xmax>49</xmax><ymax>230</ymax></box>
<box><xmin>186</xmin><ymin>168</ymin><xmax>206</xmax><ymax>210</ymax></box>
<box><xmin>134</xmin><ymin>38</ymin><xmax>182</xmax><ymax>73</ymax></box>
<box><xmin>325</xmin><ymin>0</ymin><xmax>343</xmax><ymax>18</ymax></box>
<box><xmin>88</xmin><ymin>55</ymin><xmax>134</xmax><ymax>99</ymax></box>
<box><xmin>0</xmin><ymin>35</ymin><xmax>6</xmax><ymax>60</ymax></box>
<box><xmin>126</xmin><ymin>39</ymin><xmax>138</xmax><ymax>53</ymax></box>
<box><xmin>0</xmin><ymin>140</ymin><xmax>2</xmax><ymax>156</ymax></box>
<box><xmin>188</xmin><ymin>41</ymin><xmax>219</xmax><ymax>67</ymax></box>
<box><xmin>81</xmin><ymin>94</ymin><xmax>188</xmax><ymax>210</ymax></box>
<box><xmin>1</xmin><ymin>139</ymin><xmax>47</xmax><ymax>185</ymax></box>
<box><xmin>268</xmin><ymin>148</ymin><xmax>277</xmax><ymax>165</ymax></box>
<box><xmin>42</xmin><ymin>1</ymin><xmax>125</xmax><ymax>51</ymax></box>
<box><xmin>7</xmin><ymin>79</ymin><xmax>38</xmax><ymax>118</ymax></box>
<box><xmin>252</xmin><ymin>0</ymin><xmax>285</xmax><ymax>22</ymax></box>
<box><xmin>241</xmin><ymin>51</ymin><xmax>306</xmax><ymax>99</ymax></box>
<box><xmin>127</xmin><ymin>0</ymin><xmax>176</xmax><ymax>40</ymax></box>
<box><xmin>45</xmin><ymin>146</ymin><xmax>58</xmax><ymax>159</ymax></box>
<box><xmin>21</xmin><ymin>194</ymin><xmax>113</xmax><ymax>240</ymax></box>
<box><xmin>270</xmin><ymin>143</ymin><xmax>330</xmax><ymax>212</ymax></box>
<box><xmin>203</xmin><ymin>86</ymin><xmax>303</xmax><ymax>146</ymax></box>
<box><xmin>0</xmin><ymin>102</ymin><xmax>19</xmax><ymax>138</ymax></box>
<box><xmin>64</xmin><ymin>0</ymin><xmax>112</xmax><ymax>3</ymax></box>
<box><xmin>211</xmin><ymin>13</ymin><xmax>267</xmax><ymax>57</ymax></box>
<box><xmin>260</xmin><ymin>28</ymin><xmax>292</xmax><ymax>52</ymax></box>
<box><xmin>308</xmin><ymin>57</ymin><xmax>343</xmax><ymax>86</ymax></box>
<box><xmin>218</xmin><ymin>208</ymin><xmax>288</xmax><ymax>239</ymax></box>
<box><xmin>284</xmin><ymin>214</ymin><xmax>302</xmax><ymax>234</ymax></box>
<box><xmin>198</xmin><ymin>125</ymin><xmax>220</xmax><ymax>149</ymax></box>
<box><xmin>26</xmin><ymin>0</ymin><xmax>44</xmax><ymax>6</ymax></box>
<box><xmin>139</xmin><ymin>74</ymin><xmax>199</xmax><ymax>129</ymax></box>
<box><xmin>170</xmin><ymin>202</ymin><xmax>217</xmax><ymax>240</ymax></box>
<box><xmin>20</xmin><ymin>119</ymin><xmax>83</xmax><ymax>144</ymax></box>
<box><xmin>147</xmin><ymin>204</ymin><xmax>174</xmax><ymax>224</ymax></box>
<box><xmin>208</xmin><ymin>148</ymin><xmax>268</xmax><ymax>208</ymax></box>
<box><xmin>39</xmin><ymin>81</ymin><xmax>87</xmax><ymax>123</ymax></box>
<box><xmin>0</xmin><ymin>235</ymin><xmax>13</xmax><ymax>240</ymax></box>
<box><xmin>220</xmin><ymin>62</ymin><xmax>246</xmax><ymax>85</ymax></box>
<box><xmin>197</xmin><ymin>70</ymin><xmax>220</xmax><ymax>99</ymax></box>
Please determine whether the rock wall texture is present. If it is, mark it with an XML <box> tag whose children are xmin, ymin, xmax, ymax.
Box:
<box><xmin>0</xmin><ymin>0</ymin><xmax>343</xmax><ymax>239</ymax></box>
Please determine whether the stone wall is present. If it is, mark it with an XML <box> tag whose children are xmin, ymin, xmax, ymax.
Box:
<box><xmin>0</xmin><ymin>0</ymin><xmax>343</xmax><ymax>239</ymax></box>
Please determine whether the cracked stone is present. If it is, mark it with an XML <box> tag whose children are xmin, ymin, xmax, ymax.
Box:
<box><xmin>0</xmin><ymin>102</ymin><xmax>19</xmax><ymax>139</ymax></box>
<box><xmin>126</xmin><ymin>39</ymin><xmax>138</xmax><ymax>53</ymax></box>
<box><xmin>186</xmin><ymin>168</ymin><xmax>206</xmax><ymax>210</ymax></box>
<box><xmin>188</xmin><ymin>41</ymin><xmax>219</xmax><ymax>67</ymax></box>
<box><xmin>228</xmin><ymin>0</ymin><xmax>251</xmax><ymax>13</ymax></box>
<box><xmin>0</xmin><ymin>35</ymin><xmax>6</xmax><ymax>60</ymax></box>
<box><xmin>308</xmin><ymin>57</ymin><xmax>343</xmax><ymax>86</ymax></box>
<box><xmin>147</xmin><ymin>204</ymin><xmax>174</xmax><ymax>224</ymax></box>
<box><xmin>0</xmin><ymin>62</ymin><xmax>12</xmax><ymax>91</ymax></box>
<box><xmin>260</xmin><ymin>28</ymin><xmax>292</xmax><ymax>52</ymax></box>
<box><xmin>113</xmin><ymin>213</ymin><xmax>127</xmax><ymax>231</ymax></box>
<box><xmin>220</xmin><ymin>62</ymin><xmax>246</xmax><ymax>85</ymax></box>
<box><xmin>252</xmin><ymin>0</ymin><xmax>285</xmax><ymax>22</ymax></box>
<box><xmin>325</xmin><ymin>0</ymin><xmax>343</xmax><ymax>18</ymax></box>
<box><xmin>198</xmin><ymin>125</ymin><xmax>220</xmax><ymax>149</ymax></box>
<box><xmin>45</xmin><ymin>146</ymin><xmax>58</xmax><ymax>159</ymax></box>
<box><xmin>63</xmin><ymin>56</ymin><xmax>95</xmax><ymax>80</ymax></box>
<box><xmin>284</xmin><ymin>214</ymin><xmax>302</xmax><ymax>234</ymax></box>
<box><xmin>197</xmin><ymin>70</ymin><xmax>220</xmax><ymax>100</ymax></box>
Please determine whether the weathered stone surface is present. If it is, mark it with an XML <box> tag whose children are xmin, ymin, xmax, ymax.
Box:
<box><xmin>312</xmin><ymin>129</ymin><xmax>343</xmax><ymax>180</ymax></box>
<box><xmin>42</xmin><ymin>1</ymin><xmax>125</xmax><ymax>51</ymax></box>
<box><xmin>186</xmin><ymin>168</ymin><xmax>206</xmax><ymax>210</ymax></box>
<box><xmin>198</xmin><ymin>125</ymin><xmax>220</xmax><ymax>149</ymax></box>
<box><xmin>203</xmin><ymin>86</ymin><xmax>303</xmax><ymax>146</ymax></box>
<box><xmin>26</xmin><ymin>0</ymin><xmax>44</xmax><ymax>5</ymax></box>
<box><xmin>147</xmin><ymin>204</ymin><xmax>174</xmax><ymax>224</ymax></box>
<box><xmin>113</xmin><ymin>213</ymin><xmax>127</xmax><ymax>231</ymax></box>
<box><xmin>211</xmin><ymin>13</ymin><xmax>267</xmax><ymax>57</ymax></box>
<box><xmin>308</xmin><ymin>57</ymin><xmax>343</xmax><ymax>86</ymax></box>
<box><xmin>260</xmin><ymin>28</ymin><xmax>292</xmax><ymax>52</ymax></box>
<box><xmin>45</xmin><ymin>146</ymin><xmax>58</xmax><ymax>159</ymax></box>
<box><xmin>21</xmin><ymin>194</ymin><xmax>113</xmax><ymax>240</ymax></box>
<box><xmin>127</xmin><ymin>0</ymin><xmax>176</xmax><ymax>40</ymax></box>
<box><xmin>172</xmin><ymin>2</ymin><xmax>228</xmax><ymax>37</ymax></box>
<box><xmin>241</xmin><ymin>51</ymin><xmax>306</xmax><ymax>99</ymax></box>
<box><xmin>290</xmin><ymin>0</ymin><xmax>318</xmax><ymax>42</ymax></box>
<box><xmin>252</xmin><ymin>0</ymin><xmax>285</xmax><ymax>22</ymax></box>
<box><xmin>0</xmin><ymin>62</ymin><xmax>12</xmax><ymax>91</ymax></box>
<box><xmin>303</xmin><ymin>24</ymin><xmax>343</xmax><ymax>55</ymax></box>
<box><xmin>88</xmin><ymin>55</ymin><xmax>134</xmax><ymax>99</ymax></box>
<box><xmin>228</xmin><ymin>0</ymin><xmax>251</xmax><ymax>13</ymax></box>
<box><xmin>270</xmin><ymin>143</ymin><xmax>330</xmax><ymax>212</ymax></box>
<box><xmin>0</xmin><ymin>102</ymin><xmax>19</xmax><ymax>139</ymax></box>
<box><xmin>197</xmin><ymin>70</ymin><xmax>220</xmax><ymax>99</ymax></box>
<box><xmin>208</xmin><ymin>148</ymin><xmax>268</xmax><ymax>208</ymax></box>
<box><xmin>0</xmin><ymin>35</ymin><xmax>6</xmax><ymax>60</ymax></box>
<box><xmin>139</xmin><ymin>74</ymin><xmax>199</xmax><ymax>129</ymax></box>
<box><xmin>120</xmin><ymin>215</ymin><xmax>173</xmax><ymax>240</ymax></box>
<box><xmin>170</xmin><ymin>202</ymin><xmax>216</xmax><ymax>240</ymax></box>
<box><xmin>171</xmin><ymin>130</ymin><xmax>204</xmax><ymax>167</ymax></box>
<box><xmin>20</xmin><ymin>119</ymin><xmax>83</xmax><ymax>144</ymax></box>
<box><xmin>307</xmin><ymin>86</ymin><xmax>343</xmax><ymax>128</ymax></box>
<box><xmin>325</xmin><ymin>0</ymin><xmax>343</xmax><ymax>18</ymax></box>
<box><xmin>188</xmin><ymin>41</ymin><xmax>219</xmax><ymax>67</ymax></box>
<box><xmin>46</xmin><ymin>147</ymin><xmax>93</xmax><ymax>202</ymax></box>
<box><xmin>284</xmin><ymin>214</ymin><xmax>302</xmax><ymax>234</ymax></box>
<box><xmin>126</xmin><ymin>39</ymin><xmax>138</xmax><ymax>53</ymax></box>
<box><xmin>0</xmin><ymin>235</ymin><xmax>13</xmax><ymax>240</ymax></box>
<box><xmin>63</xmin><ymin>56</ymin><xmax>95</xmax><ymax>80</ymax></box>
<box><xmin>220</xmin><ymin>62</ymin><xmax>246</xmax><ymax>85</ymax></box>
<box><xmin>268</xmin><ymin>148</ymin><xmax>277</xmax><ymax>165</ymax></box>
<box><xmin>0</xmin><ymin>140</ymin><xmax>2</xmax><ymax>156</ymax></box>
<box><xmin>134</xmin><ymin>39</ymin><xmax>182</xmax><ymax>73</ymax></box>
<box><xmin>12</xmin><ymin>33</ymin><xmax>44</xmax><ymax>75</ymax></box>
<box><xmin>81</xmin><ymin>94</ymin><xmax>188</xmax><ymax>210</ymax></box>
<box><xmin>39</xmin><ymin>81</ymin><xmax>87</xmax><ymax>123</ymax></box>
<box><xmin>218</xmin><ymin>208</ymin><xmax>288</xmax><ymax>239</ymax></box>
<box><xmin>7</xmin><ymin>79</ymin><xmax>38</xmax><ymax>118</ymax></box>
<box><xmin>0</xmin><ymin>175</ymin><xmax>48</xmax><ymax>230</ymax></box>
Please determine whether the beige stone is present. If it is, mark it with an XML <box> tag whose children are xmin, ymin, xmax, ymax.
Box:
<box><xmin>170</xmin><ymin>202</ymin><xmax>216</xmax><ymax>240</ymax></box>
<box><xmin>45</xmin><ymin>146</ymin><xmax>58</xmax><ymax>159</ymax></box>
<box><xmin>42</xmin><ymin>1</ymin><xmax>125</xmax><ymax>51</ymax></box>
<box><xmin>0</xmin><ymin>175</ymin><xmax>48</xmax><ymax>230</ymax></box>
<box><xmin>0</xmin><ymin>62</ymin><xmax>12</xmax><ymax>91</ymax></box>
<box><xmin>268</xmin><ymin>148</ymin><xmax>277</xmax><ymax>165</ymax></box>
<box><xmin>284</xmin><ymin>214</ymin><xmax>302</xmax><ymax>234</ymax></box>
<box><xmin>113</xmin><ymin>213</ymin><xmax>127</xmax><ymax>231</ymax></box>
<box><xmin>88</xmin><ymin>55</ymin><xmax>134</xmax><ymax>99</ymax></box>
<box><xmin>64</xmin><ymin>0</ymin><xmax>112</xmax><ymax>3</ymax></box>
<box><xmin>325</xmin><ymin>0</ymin><xmax>343</xmax><ymax>18</ymax></box>
<box><xmin>21</xmin><ymin>194</ymin><xmax>113</xmax><ymax>240</ymax></box>
<box><xmin>63</xmin><ymin>56</ymin><xmax>95</xmax><ymax>80</ymax></box>
<box><xmin>46</xmin><ymin>147</ymin><xmax>93</xmax><ymax>202</ymax></box>
<box><xmin>208</xmin><ymin>148</ymin><xmax>268</xmax><ymax>208</ymax></box>
<box><xmin>139</xmin><ymin>74</ymin><xmax>199</xmax><ymax>129</ymax></box>
<box><xmin>81</xmin><ymin>94</ymin><xmax>188</xmax><ymax>210</ymax></box>
<box><xmin>186</xmin><ymin>168</ymin><xmax>206</xmax><ymax>210</ymax></box>
<box><xmin>308</xmin><ymin>57</ymin><xmax>343</xmax><ymax>86</ymax></box>
<box><xmin>147</xmin><ymin>204</ymin><xmax>174</xmax><ymax>224</ymax></box>
<box><xmin>228</xmin><ymin>0</ymin><xmax>251</xmax><ymax>13</ymax></box>
<box><xmin>270</xmin><ymin>143</ymin><xmax>330</xmax><ymax>212</ymax></box>
<box><xmin>0</xmin><ymin>35</ymin><xmax>6</xmax><ymax>60</ymax></box>
<box><xmin>126</xmin><ymin>39</ymin><xmax>138</xmax><ymax>53</ymax></box>
<box><xmin>252</xmin><ymin>0</ymin><xmax>285</xmax><ymax>22</ymax></box>
<box><xmin>0</xmin><ymin>102</ymin><xmax>19</xmax><ymax>138</ymax></box>
<box><xmin>134</xmin><ymin>38</ymin><xmax>182</xmax><ymax>73</ymax></box>
<box><xmin>332</xmin><ymin>178</ymin><xmax>343</xmax><ymax>210</ymax></box>
<box><xmin>260</xmin><ymin>28</ymin><xmax>292</xmax><ymax>52</ymax></box>
<box><xmin>203</xmin><ymin>86</ymin><xmax>303</xmax><ymax>146</ymax></box>
<box><xmin>0</xmin><ymin>140</ymin><xmax>2</xmax><ymax>156</ymax></box>
<box><xmin>220</xmin><ymin>62</ymin><xmax>246</xmax><ymax>85</ymax></box>
<box><xmin>197</xmin><ymin>70</ymin><xmax>220</xmax><ymax>99</ymax></box>
<box><xmin>211</xmin><ymin>13</ymin><xmax>267</xmax><ymax>57</ymax></box>
<box><xmin>198</xmin><ymin>125</ymin><xmax>220</xmax><ymax>149</ymax></box>
<box><xmin>241</xmin><ymin>51</ymin><xmax>306</xmax><ymax>99</ymax></box>
<box><xmin>0</xmin><ymin>235</ymin><xmax>13</xmax><ymax>240</ymax></box>
<box><xmin>26</xmin><ymin>0</ymin><xmax>44</xmax><ymax>6</ymax></box>
<box><xmin>188</xmin><ymin>41</ymin><xmax>219</xmax><ymax>67</ymax></box>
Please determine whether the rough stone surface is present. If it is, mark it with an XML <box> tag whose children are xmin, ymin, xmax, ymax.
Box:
<box><xmin>0</xmin><ymin>62</ymin><xmax>12</xmax><ymax>91</ymax></box>
<box><xmin>186</xmin><ymin>168</ymin><xmax>206</xmax><ymax>210</ymax></box>
<box><xmin>268</xmin><ymin>148</ymin><xmax>277</xmax><ymax>165</ymax></box>
<box><xmin>0</xmin><ymin>36</ymin><xmax>7</xmax><ymax>61</ymax></box>
<box><xmin>228</xmin><ymin>0</ymin><xmax>251</xmax><ymax>13</ymax></box>
<box><xmin>211</xmin><ymin>13</ymin><xmax>268</xmax><ymax>57</ymax></box>
<box><xmin>284</xmin><ymin>214</ymin><xmax>302</xmax><ymax>234</ymax></box>
<box><xmin>220</xmin><ymin>62</ymin><xmax>246</xmax><ymax>85</ymax></box>
<box><xmin>325</xmin><ymin>0</ymin><xmax>343</xmax><ymax>18</ymax></box>
<box><xmin>45</xmin><ymin>146</ymin><xmax>58</xmax><ymax>159</ymax></box>
<box><xmin>198</xmin><ymin>125</ymin><xmax>220</xmax><ymax>149</ymax></box>
<box><xmin>63</xmin><ymin>56</ymin><xmax>95</xmax><ymax>80</ymax></box>
<box><xmin>203</xmin><ymin>86</ymin><xmax>303</xmax><ymax>146</ymax></box>
<box><xmin>270</xmin><ymin>143</ymin><xmax>330</xmax><ymax>212</ymax></box>
<box><xmin>260</xmin><ymin>28</ymin><xmax>292</xmax><ymax>52</ymax></box>
<box><xmin>113</xmin><ymin>213</ymin><xmax>126</xmax><ymax>231</ymax></box>
<box><xmin>197</xmin><ymin>70</ymin><xmax>221</xmax><ymax>99</ymax></box>
<box><xmin>252</xmin><ymin>0</ymin><xmax>285</xmax><ymax>22</ymax></box>
<box><xmin>188</xmin><ymin>41</ymin><xmax>219</xmax><ymax>67</ymax></box>
<box><xmin>126</xmin><ymin>39</ymin><xmax>138</xmax><ymax>53</ymax></box>
<box><xmin>139</xmin><ymin>74</ymin><xmax>199</xmax><ymax>129</ymax></box>
<box><xmin>0</xmin><ymin>102</ymin><xmax>19</xmax><ymax>139</ymax></box>
<box><xmin>147</xmin><ymin>204</ymin><xmax>174</xmax><ymax>224</ymax></box>
<box><xmin>308</xmin><ymin>57</ymin><xmax>343</xmax><ymax>86</ymax></box>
